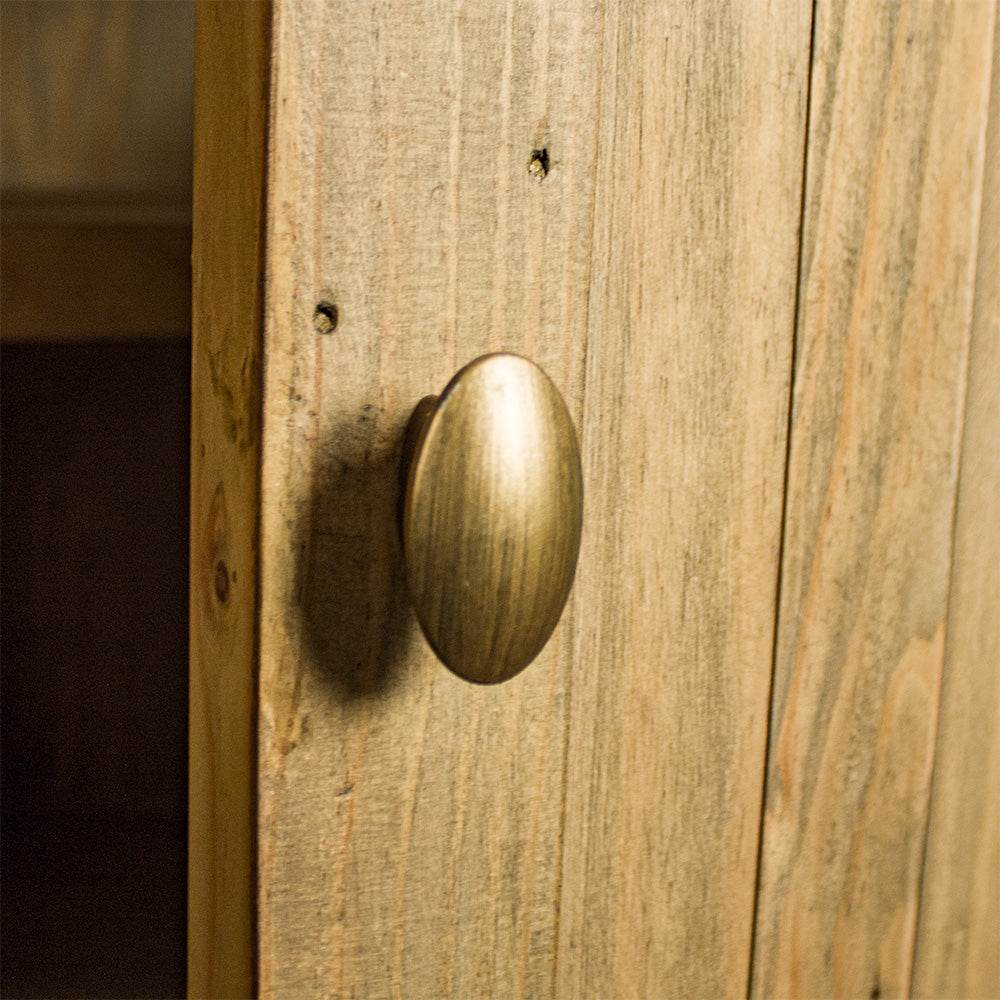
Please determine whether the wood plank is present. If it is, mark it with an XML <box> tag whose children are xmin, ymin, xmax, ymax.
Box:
<box><xmin>555</xmin><ymin>3</ymin><xmax>811</xmax><ymax>997</ymax></box>
<box><xmin>911</xmin><ymin>24</ymin><xmax>1000</xmax><ymax>1000</ymax></box>
<box><xmin>256</xmin><ymin>2</ymin><xmax>809</xmax><ymax>996</ymax></box>
<box><xmin>1</xmin><ymin>222</ymin><xmax>191</xmax><ymax>341</ymax></box>
<box><xmin>751</xmin><ymin>3</ymin><xmax>996</xmax><ymax>997</ymax></box>
<box><xmin>257</xmin><ymin>4</ymin><xmax>600</xmax><ymax>994</ymax></box>
<box><xmin>188</xmin><ymin>3</ymin><xmax>269</xmax><ymax>997</ymax></box>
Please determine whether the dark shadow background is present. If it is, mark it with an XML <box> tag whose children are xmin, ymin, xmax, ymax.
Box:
<box><xmin>294</xmin><ymin>415</ymin><xmax>416</xmax><ymax>705</ymax></box>
<box><xmin>1</xmin><ymin>342</ymin><xmax>190</xmax><ymax>998</ymax></box>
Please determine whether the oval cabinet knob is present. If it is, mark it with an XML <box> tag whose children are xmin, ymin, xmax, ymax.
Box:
<box><xmin>400</xmin><ymin>354</ymin><xmax>583</xmax><ymax>684</ymax></box>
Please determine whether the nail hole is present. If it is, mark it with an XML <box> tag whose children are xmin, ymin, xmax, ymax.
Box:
<box><xmin>528</xmin><ymin>148</ymin><xmax>550</xmax><ymax>180</ymax></box>
<box><xmin>314</xmin><ymin>301</ymin><xmax>339</xmax><ymax>335</ymax></box>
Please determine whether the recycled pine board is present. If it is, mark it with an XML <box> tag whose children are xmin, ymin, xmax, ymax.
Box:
<box><xmin>911</xmin><ymin>24</ymin><xmax>1000</xmax><ymax>999</ymax></box>
<box><xmin>751</xmin><ymin>2</ymin><xmax>996</xmax><ymax>997</ymax></box>
<box><xmin>255</xmin><ymin>2</ymin><xmax>809</xmax><ymax>997</ymax></box>
<box><xmin>554</xmin><ymin>4</ymin><xmax>810</xmax><ymax>997</ymax></box>
<box><xmin>188</xmin><ymin>3</ymin><xmax>269</xmax><ymax>997</ymax></box>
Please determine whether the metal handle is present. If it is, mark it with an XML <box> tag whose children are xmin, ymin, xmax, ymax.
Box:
<box><xmin>399</xmin><ymin>354</ymin><xmax>583</xmax><ymax>684</ymax></box>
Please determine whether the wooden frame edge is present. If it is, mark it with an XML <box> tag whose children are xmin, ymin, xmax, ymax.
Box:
<box><xmin>189</xmin><ymin>2</ymin><xmax>270</xmax><ymax>996</ymax></box>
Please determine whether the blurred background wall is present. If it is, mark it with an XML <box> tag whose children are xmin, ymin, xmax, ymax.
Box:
<box><xmin>2</xmin><ymin>0</ymin><xmax>193</xmax><ymax>207</ymax></box>
<box><xmin>2</xmin><ymin>4</ymin><xmax>195</xmax><ymax>996</ymax></box>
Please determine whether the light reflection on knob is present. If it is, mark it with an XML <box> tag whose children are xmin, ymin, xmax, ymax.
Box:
<box><xmin>399</xmin><ymin>354</ymin><xmax>583</xmax><ymax>684</ymax></box>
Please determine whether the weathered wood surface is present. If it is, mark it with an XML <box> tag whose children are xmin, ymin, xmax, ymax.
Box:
<box><xmin>912</xmin><ymin>24</ymin><xmax>1000</xmax><ymax>1000</ymax></box>
<box><xmin>555</xmin><ymin>4</ymin><xmax>810</xmax><ymax>997</ymax></box>
<box><xmin>751</xmin><ymin>2</ymin><xmax>997</xmax><ymax>997</ymax></box>
<box><xmin>257</xmin><ymin>6</ymin><xmax>596</xmax><ymax>994</ymax></box>
<box><xmin>188</xmin><ymin>3</ymin><xmax>269</xmax><ymax>997</ymax></box>
<box><xmin>255</xmin><ymin>1</ymin><xmax>809</xmax><ymax>997</ymax></box>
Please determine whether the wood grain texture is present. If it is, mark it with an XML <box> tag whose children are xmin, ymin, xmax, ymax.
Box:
<box><xmin>189</xmin><ymin>3</ymin><xmax>269</xmax><ymax>997</ymax></box>
<box><xmin>912</xmin><ymin>24</ymin><xmax>1000</xmax><ymax>1000</ymax></box>
<box><xmin>258</xmin><ymin>5</ymin><xmax>598</xmax><ymax>994</ymax></box>
<box><xmin>555</xmin><ymin>4</ymin><xmax>810</xmax><ymax>997</ymax></box>
<box><xmin>256</xmin><ymin>1</ymin><xmax>809</xmax><ymax>997</ymax></box>
<box><xmin>751</xmin><ymin>3</ymin><xmax>996</xmax><ymax>997</ymax></box>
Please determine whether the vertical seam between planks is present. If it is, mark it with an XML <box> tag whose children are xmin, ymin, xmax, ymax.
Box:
<box><xmin>908</xmin><ymin>9</ymin><xmax>999</xmax><ymax>992</ymax></box>
<box><xmin>744</xmin><ymin>2</ymin><xmax>819</xmax><ymax>996</ymax></box>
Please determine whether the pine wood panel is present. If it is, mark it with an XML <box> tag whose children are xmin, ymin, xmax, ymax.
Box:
<box><xmin>912</xmin><ymin>25</ymin><xmax>1000</xmax><ymax>999</ymax></box>
<box><xmin>751</xmin><ymin>3</ymin><xmax>996</xmax><ymax>997</ymax></box>
<box><xmin>188</xmin><ymin>3</ymin><xmax>269</xmax><ymax>997</ymax></box>
<box><xmin>555</xmin><ymin>4</ymin><xmax>810</xmax><ymax>996</ymax></box>
<box><xmin>255</xmin><ymin>1</ymin><xmax>809</xmax><ymax>996</ymax></box>
<box><xmin>257</xmin><ymin>5</ymin><xmax>599</xmax><ymax>994</ymax></box>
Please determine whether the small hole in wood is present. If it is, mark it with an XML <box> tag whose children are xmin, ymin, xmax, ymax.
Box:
<box><xmin>314</xmin><ymin>301</ymin><xmax>339</xmax><ymax>335</ymax></box>
<box><xmin>528</xmin><ymin>148</ymin><xmax>550</xmax><ymax>180</ymax></box>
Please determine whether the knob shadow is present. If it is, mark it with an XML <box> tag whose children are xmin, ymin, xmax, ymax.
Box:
<box><xmin>290</xmin><ymin>411</ymin><xmax>414</xmax><ymax>703</ymax></box>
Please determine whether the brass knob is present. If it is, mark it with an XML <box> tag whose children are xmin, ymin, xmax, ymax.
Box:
<box><xmin>400</xmin><ymin>354</ymin><xmax>583</xmax><ymax>684</ymax></box>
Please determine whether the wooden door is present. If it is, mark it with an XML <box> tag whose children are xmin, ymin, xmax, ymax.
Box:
<box><xmin>189</xmin><ymin>2</ymin><xmax>998</xmax><ymax>997</ymax></box>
